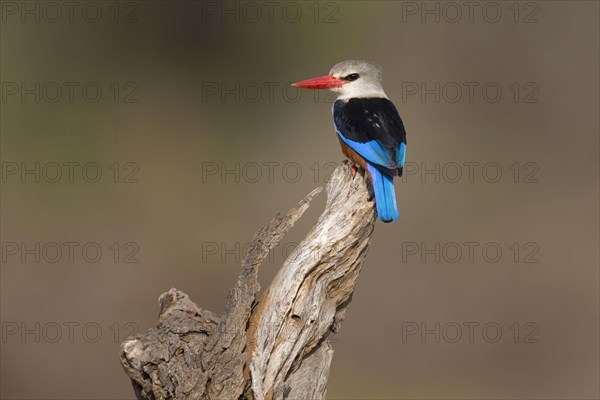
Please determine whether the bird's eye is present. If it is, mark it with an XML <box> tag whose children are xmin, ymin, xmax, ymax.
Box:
<box><xmin>344</xmin><ymin>73</ymin><xmax>360</xmax><ymax>81</ymax></box>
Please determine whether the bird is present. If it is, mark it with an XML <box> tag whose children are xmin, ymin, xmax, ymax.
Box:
<box><xmin>292</xmin><ymin>60</ymin><xmax>407</xmax><ymax>222</ymax></box>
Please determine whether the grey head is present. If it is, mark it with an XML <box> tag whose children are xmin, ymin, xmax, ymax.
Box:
<box><xmin>329</xmin><ymin>60</ymin><xmax>387</xmax><ymax>100</ymax></box>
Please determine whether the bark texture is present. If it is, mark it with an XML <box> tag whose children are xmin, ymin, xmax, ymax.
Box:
<box><xmin>120</xmin><ymin>163</ymin><xmax>377</xmax><ymax>400</ymax></box>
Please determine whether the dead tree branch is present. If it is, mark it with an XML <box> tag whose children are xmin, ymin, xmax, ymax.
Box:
<box><xmin>120</xmin><ymin>163</ymin><xmax>376</xmax><ymax>400</ymax></box>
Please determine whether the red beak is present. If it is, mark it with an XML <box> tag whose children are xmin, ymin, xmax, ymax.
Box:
<box><xmin>292</xmin><ymin>75</ymin><xmax>344</xmax><ymax>89</ymax></box>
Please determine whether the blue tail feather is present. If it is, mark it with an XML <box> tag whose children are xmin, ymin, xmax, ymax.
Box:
<box><xmin>366</xmin><ymin>162</ymin><xmax>398</xmax><ymax>222</ymax></box>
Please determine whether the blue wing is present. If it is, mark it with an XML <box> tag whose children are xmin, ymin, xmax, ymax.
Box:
<box><xmin>336</xmin><ymin>128</ymin><xmax>405</xmax><ymax>169</ymax></box>
<box><xmin>333</xmin><ymin>98</ymin><xmax>407</xmax><ymax>174</ymax></box>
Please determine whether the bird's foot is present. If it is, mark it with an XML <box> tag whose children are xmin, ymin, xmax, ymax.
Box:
<box><xmin>349</xmin><ymin>162</ymin><xmax>358</xmax><ymax>177</ymax></box>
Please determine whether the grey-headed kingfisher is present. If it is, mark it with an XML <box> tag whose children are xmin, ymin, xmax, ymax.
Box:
<box><xmin>293</xmin><ymin>60</ymin><xmax>407</xmax><ymax>222</ymax></box>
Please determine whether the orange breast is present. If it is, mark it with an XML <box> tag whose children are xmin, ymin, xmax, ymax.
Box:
<box><xmin>337</xmin><ymin>136</ymin><xmax>369</xmax><ymax>173</ymax></box>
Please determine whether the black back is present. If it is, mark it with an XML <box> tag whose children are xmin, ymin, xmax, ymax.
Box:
<box><xmin>333</xmin><ymin>97</ymin><xmax>407</xmax><ymax>148</ymax></box>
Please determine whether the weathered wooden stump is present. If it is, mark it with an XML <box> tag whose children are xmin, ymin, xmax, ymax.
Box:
<box><xmin>120</xmin><ymin>164</ymin><xmax>377</xmax><ymax>400</ymax></box>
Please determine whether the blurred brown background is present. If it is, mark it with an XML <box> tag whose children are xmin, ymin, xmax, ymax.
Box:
<box><xmin>1</xmin><ymin>1</ymin><xmax>598</xmax><ymax>399</ymax></box>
